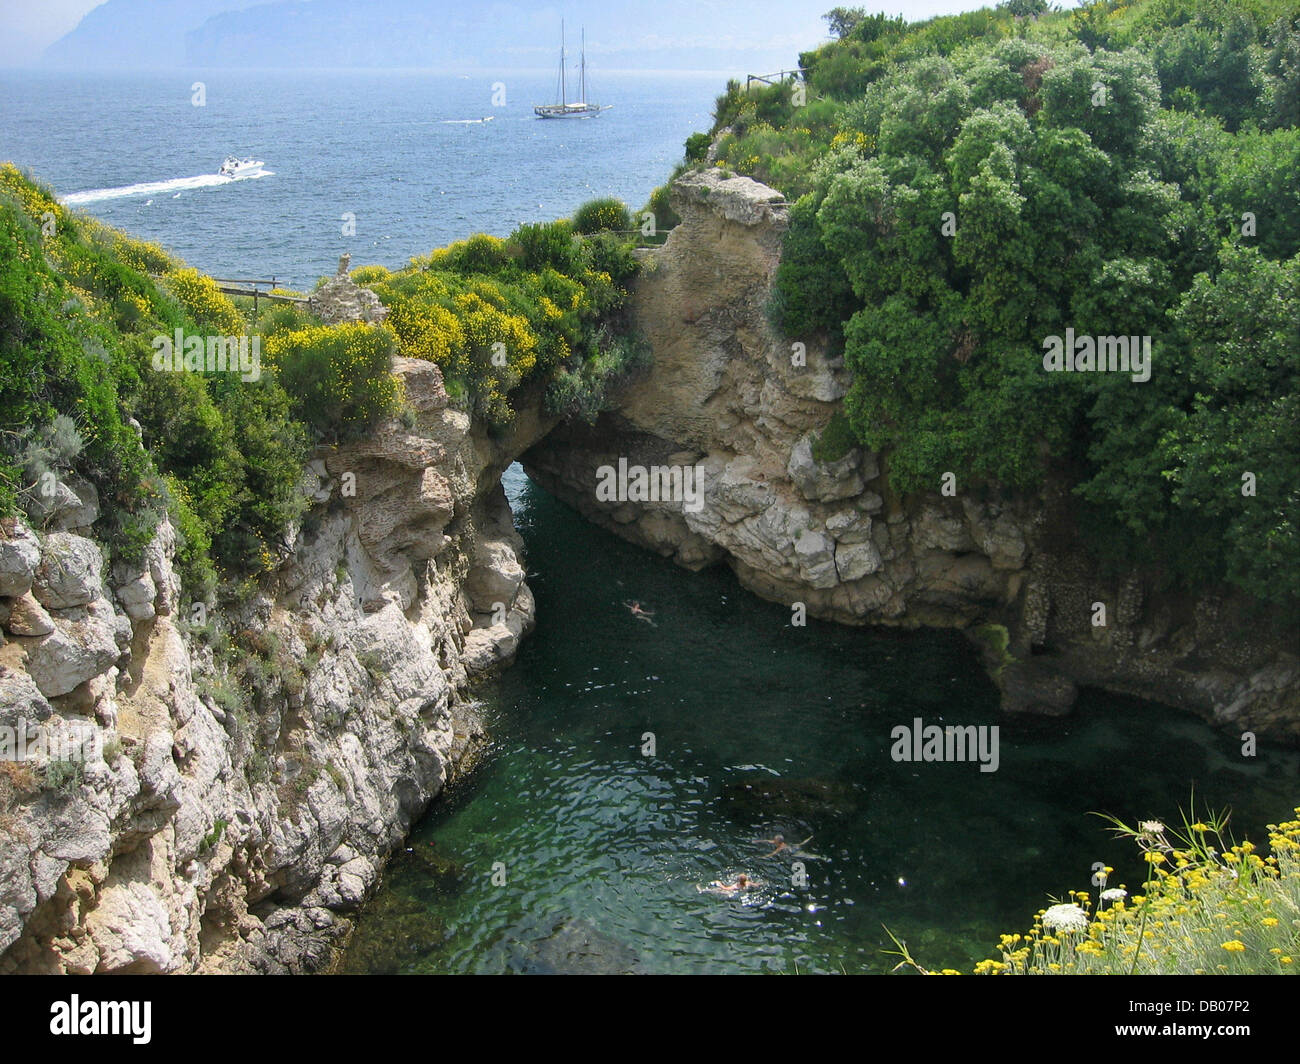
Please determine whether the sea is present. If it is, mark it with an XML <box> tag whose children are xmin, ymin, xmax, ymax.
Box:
<box><xmin>0</xmin><ymin>68</ymin><xmax>719</xmax><ymax>283</ymax></box>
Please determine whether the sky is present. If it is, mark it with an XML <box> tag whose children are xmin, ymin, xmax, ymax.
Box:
<box><xmin>0</xmin><ymin>0</ymin><xmax>99</xmax><ymax>65</ymax></box>
<box><xmin>0</xmin><ymin>0</ymin><xmax>1066</xmax><ymax>69</ymax></box>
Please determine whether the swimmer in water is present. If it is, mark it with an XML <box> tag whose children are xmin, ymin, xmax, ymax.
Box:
<box><xmin>756</xmin><ymin>833</ymin><xmax>816</xmax><ymax>858</ymax></box>
<box><xmin>623</xmin><ymin>600</ymin><xmax>657</xmax><ymax>627</ymax></box>
<box><xmin>699</xmin><ymin>873</ymin><xmax>762</xmax><ymax>895</ymax></box>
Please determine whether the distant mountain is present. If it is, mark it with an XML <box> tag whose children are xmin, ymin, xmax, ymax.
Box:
<box><xmin>43</xmin><ymin>0</ymin><xmax>830</xmax><ymax>72</ymax></box>
<box><xmin>41</xmin><ymin>0</ymin><xmax>264</xmax><ymax>68</ymax></box>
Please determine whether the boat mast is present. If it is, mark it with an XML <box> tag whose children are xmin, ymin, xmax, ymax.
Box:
<box><xmin>581</xmin><ymin>28</ymin><xmax>586</xmax><ymax>104</ymax></box>
<box><xmin>560</xmin><ymin>20</ymin><xmax>568</xmax><ymax>106</ymax></box>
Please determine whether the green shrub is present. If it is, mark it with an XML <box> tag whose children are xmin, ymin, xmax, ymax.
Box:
<box><xmin>0</xmin><ymin>166</ymin><xmax>315</xmax><ymax>593</ymax></box>
<box><xmin>581</xmin><ymin>232</ymin><xmax>640</xmax><ymax>285</ymax></box>
<box><xmin>769</xmin><ymin>195</ymin><xmax>857</xmax><ymax>342</ymax></box>
<box><xmin>642</xmin><ymin>181</ymin><xmax>682</xmax><ymax>239</ymax></box>
<box><xmin>573</xmin><ymin>198</ymin><xmax>631</xmax><ymax>235</ymax></box>
<box><xmin>200</xmin><ymin>818</ymin><xmax>228</xmax><ymax>852</ymax></box>
<box><xmin>511</xmin><ymin>220</ymin><xmax>579</xmax><ymax>274</ymax></box>
<box><xmin>685</xmin><ymin>132</ymin><xmax>712</xmax><ymax>162</ymax></box>
<box><xmin>101</xmin><ymin>733</ymin><xmax>123</xmax><ymax>764</ymax></box>
<box><xmin>266</xmin><ymin>322</ymin><xmax>402</xmax><ymax>440</ymax></box>
<box><xmin>43</xmin><ymin>758</ymin><xmax>84</xmax><ymax>796</ymax></box>
<box><xmin>745</xmin><ymin>8</ymin><xmax>1300</xmax><ymax>611</ymax></box>
<box><xmin>545</xmin><ymin>330</ymin><xmax>651</xmax><ymax>422</ymax></box>
<box><xmin>811</xmin><ymin>410</ymin><xmax>857</xmax><ymax>463</ymax></box>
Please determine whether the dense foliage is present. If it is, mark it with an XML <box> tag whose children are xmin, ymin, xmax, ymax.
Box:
<box><xmin>698</xmin><ymin>0</ymin><xmax>1300</xmax><ymax>609</ymax></box>
<box><xmin>363</xmin><ymin>213</ymin><xmax>644</xmax><ymax>430</ymax></box>
<box><xmin>0</xmin><ymin>169</ymin><xmax>645</xmax><ymax>600</ymax></box>
<box><xmin>572</xmin><ymin>197</ymin><xmax>633</xmax><ymax>235</ymax></box>
<box><xmin>0</xmin><ymin>165</ymin><xmax>310</xmax><ymax>598</ymax></box>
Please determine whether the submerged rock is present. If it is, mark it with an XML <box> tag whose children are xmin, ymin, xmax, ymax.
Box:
<box><xmin>509</xmin><ymin>915</ymin><xmax>639</xmax><ymax>975</ymax></box>
<box><xmin>998</xmin><ymin>661</ymin><xmax>1079</xmax><ymax>717</ymax></box>
<box><xmin>721</xmin><ymin>776</ymin><xmax>859</xmax><ymax>824</ymax></box>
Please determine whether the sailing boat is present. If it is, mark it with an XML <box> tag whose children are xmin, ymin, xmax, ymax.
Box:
<box><xmin>534</xmin><ymin>23</ymin><xmax>611</xmax><ymax>119</ymax></box>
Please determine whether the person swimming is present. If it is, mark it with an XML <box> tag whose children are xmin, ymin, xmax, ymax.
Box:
<box><xmin>756</xmin><ymin>833</ymin><xmax>816</xmax><ymax>859</ymax></box>
<box><xmin>699</xmin><ymin>873</ymin><xmax>762</xmax><ymax>895</ymax></box>
<box><xmin>624</xmin><ymin>600</ymin><xmax>657</xmax><ymax>627</ymax></box>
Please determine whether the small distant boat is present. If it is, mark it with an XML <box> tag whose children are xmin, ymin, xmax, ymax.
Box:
<box><xmin>534</xmin><ymin>23</ymin><xmax>611</xmax><ymax>119</ymax></box>
<box><xmin>219</xmin><ymin>156</ymin><xmax>265</xmax><ymax>178</ymax></box>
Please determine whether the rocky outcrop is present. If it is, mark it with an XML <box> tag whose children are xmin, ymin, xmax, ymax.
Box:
<box><xmin>313</xmin><ymin>253</ymin><xmax>390</xmax><ymax>325</ymax></box>
<box><xmin>0</xmin><ymin>357</ymin><xmax>555</xmax><ymax>973</ymax></box>
<box><xmin>524</xmin><ymin>168</ymin><xmax>1300</xmax><ymax>742</ymax></box>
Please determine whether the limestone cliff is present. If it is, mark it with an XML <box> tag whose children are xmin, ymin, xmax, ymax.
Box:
<box><xmin>0</xmin><ymin>358</ymin><xmax>554</xmax><ymax>973</ymax></box>
<box><xmin>524</xmin><ymin>168</ymin><xmax>1299</xmax><ymax>742</ymax></box>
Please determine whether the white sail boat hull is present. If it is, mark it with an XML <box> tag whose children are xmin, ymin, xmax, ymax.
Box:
<box><xmin>534</xmin><ymin>24</ymin><xmax>608</xmax><ymax>119</ymax></box>
<box><xmin>533</xmin><ymin>103</ymin><xmax>612</xmax><ymax>119</ymax></box>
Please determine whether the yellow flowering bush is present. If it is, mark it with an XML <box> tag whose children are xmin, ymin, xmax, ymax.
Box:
<box><xmin>387</xmin><ymin>298</ymin><xmax>465</xmax><ymax>365</ymax></box>
<box><xmin>428</xmin><ymin>233</ymin><xmax>509</xmax><ymax>274</ymax></box>
<box><xmin>349</xmin><ymin>265</ymin><xmax>390</xmax><ymax>285</ymax></box>
<box><xmin>80</xmin><ymin>217</ymin><xmax>176</xmax><ymax>276</ymax></box>
<box><xmin>360</xmin><ymin>215</ymin><xmax>640</xmax><ymax>431</ymax></box>
<box><xmin>965</xmin><ymin>806</ymin><xmax>1300</xmax><ymax>975</ymax></box>
<box><xmin>830</xmin><ymin>130</ymin><xmax>875</xmax><ymax>153</ymax></box>
<box><xmin>0</xmin><ymin>166</ymin><xmax>314</xmax><ymax>601</ymax></box>
<box><xmin>161</xmin><ymin>268</ymin><xmax>244</xmax><ymax>334</ymax></box>
<box><xmin>264</xmin><ymin>322</ymin><xmax>402</xmax><ymax>438</ymax></box>
<box><xmin>0</xmin><ymin>163</ymin><xmax>68</xmax><ymax>233</ymax></box>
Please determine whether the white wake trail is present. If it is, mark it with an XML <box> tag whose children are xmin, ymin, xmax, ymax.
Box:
<box><xmin>61</xmin><ymin>170</ymin><xmax>273</xmax><ymax>206</ymax></box>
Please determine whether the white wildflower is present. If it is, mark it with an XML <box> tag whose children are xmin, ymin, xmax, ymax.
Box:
<box><xmin>1042</xmin><ymin>903</ymin><xmax>1089</xmax><ymax>933</ymax></box>
<box><xmin>1100</xmin><ymin>888</ymin><xmax>1127</xmax><ymax>902</ymax></box>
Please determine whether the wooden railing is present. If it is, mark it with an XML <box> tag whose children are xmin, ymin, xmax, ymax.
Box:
<box><xmin>745</xmin><ymin>69</ymin><xmax>807</xmax><ymax>91</ymax></box>
<box><xmin>151</xmin><ymin>274</ymin><xmax>313</xmax><ymax>320</ymax></box>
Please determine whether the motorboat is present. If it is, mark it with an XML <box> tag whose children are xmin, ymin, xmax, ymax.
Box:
<box><xmin>219</xmin><ymin>156</ymin><xmax>265</xmax><ymax>178</ymax></box>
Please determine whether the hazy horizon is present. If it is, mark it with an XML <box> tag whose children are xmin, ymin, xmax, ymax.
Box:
<box><xmin>0</xmin><ymin>0</ymin><xmax>1045</xmax><ymax>71</ymax></box>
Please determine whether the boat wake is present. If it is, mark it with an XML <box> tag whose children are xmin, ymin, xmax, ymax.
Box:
<box><xmin>61</xmin><ymin>170</ymin><xmax>273</xmax><ymax>206</ymax></box>
<box><xmin>440</xmin><ymin>117</ymin><xmax>495</xmax><ymax>124</ymax></box>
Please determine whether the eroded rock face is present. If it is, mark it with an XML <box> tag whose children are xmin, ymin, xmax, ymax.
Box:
<box><xmin>524</xmin><ymin>169</ymin><xmax>1300</xmax><ymax>741</ymax></box>
<box><xmin>0</xmin><ymin>358</ymin><xmax>553</xmax><ymax>974</ymax></box>
<box><xmin>0</xmin><ymin>521</ymin><xmax>41</xmax><ymax>597</ymax></box>
<box><xmin>23</xmin><ymin>599</ymin><xmax>121</xmax><ymax>698</ymax></box>
<box><xmin>32</xmin><ymin>533</ymin><xmax>104</xmax><ymax>610</ymax></box>
<box><xmin>312</xmin><ymin>255</ymin><xmax>390</xmax><ymax>326</ymax></box>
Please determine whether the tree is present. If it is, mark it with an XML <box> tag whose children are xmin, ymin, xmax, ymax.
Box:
<box><xmin>823</xmin><ymin>7</ymin><xmax>866</xmax><ymax>40</ymax></box>
<box><xmin>999</xmin><ymin>0</ymin><xmax>1049</xmax><ymax>18</ymax></box>
<box><xmin>1265</xmin><ymin>16</ymin><xmax>1300</xmax><ymax>129</ymax></box>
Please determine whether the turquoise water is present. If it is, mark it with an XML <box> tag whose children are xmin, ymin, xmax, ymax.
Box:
<box><xmin>340</xmin><ymin>467</ymin><xmax>1299</xmax><ymax>974</ymax></box>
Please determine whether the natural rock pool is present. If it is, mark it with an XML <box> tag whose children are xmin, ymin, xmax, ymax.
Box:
<box><xmin>340</xmin><ymin>466</ymin><xmax>1298</xmax><ymax>974</ymax></box>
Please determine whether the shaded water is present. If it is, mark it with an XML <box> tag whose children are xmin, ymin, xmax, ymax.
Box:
<box><xmin>341</xmin><ymin>467</ymin><xmax>1298</xmax><ymax>974</ymax></box>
